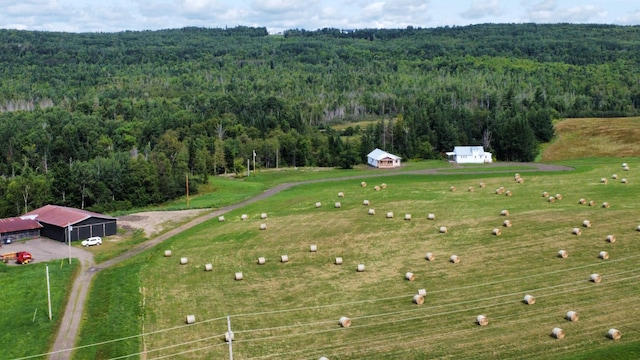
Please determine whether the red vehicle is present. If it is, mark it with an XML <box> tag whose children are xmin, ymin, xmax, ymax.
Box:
<box><xmin>1</xmin><ymin>251</ymin><xmax>33</xmax><ymax>264</ymax></box>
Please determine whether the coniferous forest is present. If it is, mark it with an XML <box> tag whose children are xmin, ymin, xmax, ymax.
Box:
<box><xmin>0</xmin><ymin>24</ymin><xmax>639</xmax><ymax>216</ymax></box>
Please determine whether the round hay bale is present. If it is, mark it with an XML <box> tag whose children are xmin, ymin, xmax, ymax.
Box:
<box><xmin>418</xmin><ymin>288</ymin><xmax>427</xmax><ymax>296</ymax></box>
<box><xmin>319</xmin><ymin>357</ymin><xmax>329</xmax><ymax>360</ymax></box>
<box><xmin>566</xmin><ymin>311</ymin><xmax>579</xmax><ymax>322</ymax></box>
<box><xmin>241</xmin><ymin>214</ymin><xmax>248</xmax><ymax>220</ymax></box>
<box><xmin>428</xmin><ymin>213</ymin><xmax>435</xmax><ymax>220</ymax></box>
<box><xmin>621</xmin><ymin>178</ymin><xmax>628</xmax><ymax>183</ymax></box>
<box><xmin>439</xmin><ymin>226</ymin><xmax>448</xmax><ymax>234</ymax></box>
<box><xmin>186</xmin><ymin>315</ymin><xmax>196</xmax><ymax>324</ymax></box>
<box><xmin>551</xmin><ymin>327</ymin><xmax>565</xmax><ymax>339</ymax></box>
<box><xmin>425</xmin><ymin>252</ymin><xmax>435</xmax><ymax>261</ymax></box>
<box><xmin>257</xmin><ymin>257</ymin><xmax>266</xmax><ymax>265</ymax></box>
<box><xmin>381</xmin><ymin>183</ymin><xmax>387</xmax><ymax>189</ymax></box>
<box><xmin>601</xmin><ymin>178</ymin><xmax>608</xmax><ymax>184</ymax></box>
<box><xmin>578</xmin><ymin>198</ymin><xmax>587</xmax><ymax>205</ymax></box>
<box><xmin>450</xmin><ymin>255</ymin><xmax>460</xmax><ymax>264</ymax></box>
<box><xmin>612</xmin><ymin>174</ymin><xmax>618</xmax><ymax>179</ymax></box>
<box><xmin>334</xmin><ymin>202</ymin><xmax>342</xmax><ymax>208</ymax></box>
<box><xmin>476</xmin><ymin>315</ymin><xmax>489</xmax><ymax>326</ymax></box>
<box><xmin>361</xmin><ymin>181</ymin><xmax>367</xmax><ymax>187</ymax></box>
<box><xmin>468</xmin><ymin>186</ymin><xmax>474</xmax><ymax>192</ymax></box>
<box><xmin>335</xmin><ymin>257</ymin><xmax>343</xmax><ymax>265</ymax></box>
<box><xmin>363</xmin><ymin>199</ymin><xmax>370</xmax><ymax>206</ymax></box>
<box><xmin>590</xmin><ymin>273</ymin><xmax>601</xmax><ymax>283</ymax></box>
<box><xmin>368</xmin><ymin>208</ymin><xmax>375</xmax><ymax>215</ymax></box>
<box><xmin>523</xmin><ymin>294</ymin><xmax>536</xmax><ymax>305</ymax></box>
<box><xmin>602</xmin><ymin>202</ymin><xmax>610</xmax><ymax>208</ymax></box>
<box><xmin>623</xmin><ymin>165</ymin><xmax>630</xmax><ymax>171</ymax></box>
<box><xmin>555</xmin><ymin>194</ymin><xmax>563</xmax><ymax>200</ymax></box>
<box><xmin>225</xmin><ymin>331</ymin><xmax>234</xmax><ymax>342</ymax></box>
<box><xmin>260</xmin><ymin>223</ymin><xmax>267</xmax><ymax>230</ymax></box>
<box><xmin>492</xmin><ymin>228</ymin><xmax>502</xmax><ymax>236</ymax></box>
<box><xmin>501</xmin><ymin>209</ymin><xmax>509</xmax><ymax>216</ymax></box>
<box><xmin>450</xmin><ymin>186</ymin><xmax>456</xmax><ymax>192</ymax></box>
<box><xmin>479</xmin><ymin>182</ymin><xmax>486</xmax><ymax>188</ymax></box>
<box><xmin>235</xmin><ymin>272</ymin><xmax>243</xmax><ymax>280</ymax></box>
<box><xmin>310</xmin><ymin>244</ymin><xmax>317</xmax><ymax>252</ymax></box>
<box><xmin>339</xmin><ymin>316</ymin><xmax>351</xmax><ymax>327</ymax></box>
<box><xmin>315</xmin><ymin>202</ymin><xmax>322</xmax><ymax>208</ymax></box>
<box><xmin>558</xmin><ymin>250</ymin><xmax>569</xmax><ymax>258</ymax></box>
<box><xmin>218</xmin><ymin>216</ymin><xmax>225</xmax><ymax>222</ymax></box>
<box><xmin>505</xmin><ymin>190</ymin><xmax>512</xmax><ymax>197</ymax></box>
<box><xmin>608</xmin><ymin>328</ymin><xmax>622</xmax><ymax>340</ymax></box>
<box><xmin>374</xmin><ymin>185</ymin><xmax>381</xmax><ymax>191</ymax></box>
<box><xmin>180</xmin><ymin>257</ymin><xmax>188</xmax><ymax>265</ymax></box>
<box><xmin>204</xmin><ymin>263</ymin><xmax>213</xmax><ymax>271</ymax></box>
<box><xmin>606</xmin><ymin>235</ymin><xmax>616</xmax><ymax>243</ymax></box>
<box><xmin>503</xmin><ymin>220</ymin><xmax>512</xmax><ymax>227</ymax></box>
<box><xmin>405</xmin><ymin>272</ymin><xmax>415</xmax><ymax>281</ymax></box>
<box><xmin>516</xmin><ymin>177</ymin><xmax>524</xmax><ymax>184</ymax></box>
<box><xmin>548</xmin><ymin>196</ymin><xmax>556</xmax><ymax>203</ymax></box>
<box><xmin>280</xmin><ymin>255</ymin><xmax>289</xmax><ymax>263</ymax></box>
<box><xmin>338</xmin><ymin>192</ymin><xmax>344</xmax><ymax>198</ymax></box>
<box><xmin>261</xmin><ymin>213</ymin><xmax>268</xmax><ymax>219</ymax></box>
<box><xmin>572</xmin><ymin>228</ymin><xmax>582</xmax><ymax>235</ymax></box>
<box><xmin>599</xmin><ymin>251</ymin><xmax>609</xmax><ymax>260</ymax></box>
<box><xmin>514</xmin><ymin>173</ymin><xmax>520</xmax><ymax>179</ymax></box>
<box><xmin>588</xmin><ymin>200</ymin><xmax>597</xmax><ymax>206</ymax></box>
<box><xmin>413</xmin><ymin>294</ymin><xmax>425</xmax><ymax>305</ymax></box>
<box><xmin>542</xmin><ymin>191</ymin><xmax>550</xmax><ymax>198</ymax></box>
<box><xmin>386</xmin><ymin>211</ymin><xmax>394</xmax><ymax>219</ymax></box>
<box><xmin>637</xmin><ymin>224</ymin><xmax>640</xmax><ymax>232</ymax></box>
<box><xmin>622</xmin><ymin>162</ymin><xmax>628</xmax><ymax>167</ymax></box>
<box><xmin>357</xmin><ymin>263</ymin><xmax>365</xmax><ymax>272</ymax></box>
<box><xmin>495</xmin><ymin>188</ymin><xmax>504</xmax><ymax>195</ymax></box>
<box><xmin>583</xmin><ymin>220</ymin><xmax>591</xmax><ymax>228</ymax></box>
<box><xmin>404</xmin><ymin>214</ymin><xmax>412</xmax><ymax>220</ymax></box>
<box><xmin>164</xmin><ymin>250</ymin><xmax>172</xmax><ymax>257</ymax></box>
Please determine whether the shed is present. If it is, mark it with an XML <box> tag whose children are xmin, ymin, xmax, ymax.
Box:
<box><xmin>446</xmin><ymin>146</ymin><xmax>492</xmax><ymax>164</ymax></box>
<box><xmin>367</xmin><ymin>148</ymin><xmax>401</xmax><ymax>168</ymax></box>
<box><xmin>22</xmin><ymin>205</ymin><xmax>117</xmax><ymax>242</ymax></box>
<box><xmin>0</xmin><ymin>217</ymin><xmax>43</xmax><ymax>243</ymax></box>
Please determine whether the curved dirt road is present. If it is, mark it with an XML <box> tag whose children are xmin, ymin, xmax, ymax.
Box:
<box><xmin>47</xmin><ymin>162</ymin><xmax>572</xmax><ymax>359</ymax></box>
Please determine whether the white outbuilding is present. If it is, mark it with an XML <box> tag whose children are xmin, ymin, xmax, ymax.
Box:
<box><xmin>446</xmin><ymin>146</ymin><xmax>492</xmax><ymax>164</ymax></box>
<box><xmin>367</xmin><ymin>148</ymin><xmax>401</xmax><ymax>168</ymax></box>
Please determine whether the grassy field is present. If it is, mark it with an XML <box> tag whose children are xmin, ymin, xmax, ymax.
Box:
<box><xmin>0</xmin><ymin>261</ymin><xmax>78</xmax><ymax>359</ymax></box>
<box><xmin>76</xmin><ymin>157</ymin><xmax>640</xmax><ymax>359</ymax></box>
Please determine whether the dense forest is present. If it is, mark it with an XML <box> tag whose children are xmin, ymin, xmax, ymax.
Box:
<box><xmin>0</xmin><ymin>24</ymin><xmax>639</xmax><ymax>216</ymax></box>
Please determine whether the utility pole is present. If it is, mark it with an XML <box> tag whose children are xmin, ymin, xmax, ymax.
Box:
<box><xmin>252</xmin><ymin>150</ymin><xmax>256</xmax><ymax>177</ymax></box>
<box><xmin>67</xmin><ymin>224</ymin><xmax>72</xmax><ymax>264</ymax></box>
<box><xmin>227</xmin><ymin>316</ymin><xmax>233</xmax><ymax>360</ymax></box>
<box><xmin>46</xmin><ymin>264</ymin><xmax>52</xmax><ymax>320</ymax></box>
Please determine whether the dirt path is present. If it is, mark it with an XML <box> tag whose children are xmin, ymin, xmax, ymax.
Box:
<box><xmin>47</xmin><ymin>162</ymin><xmax>573</xmax><ymax>359</ymax></box>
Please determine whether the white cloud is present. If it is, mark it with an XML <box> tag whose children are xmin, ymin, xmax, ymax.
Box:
<box><xmin>616</xmin><ymin>9</ymin><xmax>640</xmax><ymax>25</ymax></box>
<box><xmin>460</xmin><ymin>0</ymin><xmax>503</xmax><ymax>20</ymax></box>
<box><xmin>524</xmin><ymin>1</ymin><xmax>608</xmax><ymax>23</ymax></box>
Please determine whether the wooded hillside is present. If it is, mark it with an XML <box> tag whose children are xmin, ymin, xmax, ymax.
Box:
<box><xmin>0</xmin><ymin>24</ymin><xmax>638</xmax><ymax>216</ymax></box>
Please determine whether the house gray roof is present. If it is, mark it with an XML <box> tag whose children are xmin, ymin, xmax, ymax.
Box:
<box><xmin>367</xmin><ymin>148</ymin><xmax>401</xmax><ymax>160</ymax></box>
<box><xmin>452</xmin><ymin>146</ymin><xmax>488</xmax><ymax>155</ymax></box>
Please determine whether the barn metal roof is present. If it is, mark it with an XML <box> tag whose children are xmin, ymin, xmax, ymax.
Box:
<box><xmin>0</xmin><ymin>217</ymin><xmax>43</xmax><ymax>234</ymax></box>
<box><xmin>22</xmin><ymin>204</ymin><xmax>116</xmax><ymax>228</ymax></box>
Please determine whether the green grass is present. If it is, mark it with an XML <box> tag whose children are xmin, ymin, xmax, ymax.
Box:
<box><xmin>76</xmin><ymin>158</ymin><xmax>640</xmax><ymax>359</ymax></box>
<box><xmin>0</xmin><ymin>261</ymin><xmax>78</xmax><ymax>359</ymax></box>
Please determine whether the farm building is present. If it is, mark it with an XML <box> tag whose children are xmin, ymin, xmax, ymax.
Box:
<box><xmin>367</xmin><ymin>148</ymin><xmax>401</xmax><ymax>168</ymax></box>
<box><xmin>446</xmin><ymin>146</ymin><xmax>493</xmax><ymax>164</ymax></box>
<box><xmin>0</xmin><ymin>217</ymin><xmax>43</xmax><ymax>243</ymax></box>
<box><xmin>22</xmin><ymin>205</ymin><xmax>117</xmax><ymax>242</ymax></box>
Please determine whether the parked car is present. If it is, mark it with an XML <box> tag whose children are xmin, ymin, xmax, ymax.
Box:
<box><xmin>3</xmin><ymin>237</ymin><xmax>13</xmax><ymax>245</ymax></box>
<box><xmin>81</xmin><ymin>236</ymin><xmax>102</xmax><ymax>247</ymax></box>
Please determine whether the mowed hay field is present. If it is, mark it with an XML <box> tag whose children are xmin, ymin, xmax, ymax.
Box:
<box><xmin>136</xmin><ymin>160</ymin><xmax>640</xmax><ymax>359</ymax></box>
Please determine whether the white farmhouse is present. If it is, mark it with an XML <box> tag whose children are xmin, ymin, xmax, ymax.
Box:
<box><xmin>446</xmin><ymin>146</ymin><xmax>492</xmax><ymax>164</ymax></box>
<box><xmin>367</xmin><ymin>148</ymin><xmax>401</xmax><ymax>168</ymax></box>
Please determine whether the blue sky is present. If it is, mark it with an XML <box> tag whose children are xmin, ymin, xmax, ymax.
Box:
<box><xmin>1</xmin><ymin>0</ymin><xmax>639</xmax><ymax>33</ymax></box>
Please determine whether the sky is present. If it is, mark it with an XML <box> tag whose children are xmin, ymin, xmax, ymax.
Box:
<box><xmin>1</xmin><ymin>0</ymin><xmax>639</xmax><ymax>34</ymax></box>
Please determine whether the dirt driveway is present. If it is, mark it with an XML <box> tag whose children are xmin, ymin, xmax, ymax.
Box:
<box><xmin>1</xmin><ymin>238</ymin><xmax>93</xmax><ymax>266</ymax></box>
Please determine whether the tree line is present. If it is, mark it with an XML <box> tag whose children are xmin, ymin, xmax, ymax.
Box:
<box><xmin>0</xmin><ymin>24</ymin><xmax>637</xmax><ymax>216</ymax></box>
